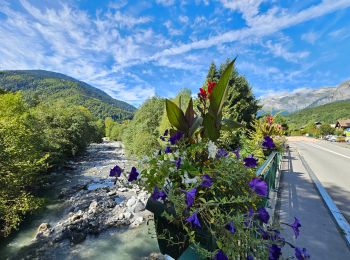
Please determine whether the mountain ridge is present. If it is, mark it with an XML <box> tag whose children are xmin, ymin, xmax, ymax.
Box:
<box><xmin>260</xmin><ymin>79</ymin><xmax>350</xmax><ymax>114</ymax></box>
<box><xmin>0</xmin><ymin>70</ymin><xmax>136</xmax><ymax>120</ymax></box>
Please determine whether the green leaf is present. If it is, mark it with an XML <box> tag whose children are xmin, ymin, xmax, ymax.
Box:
<box><xmin>209</xmin><ymin>58</ymin><xmax>236</xmax><ymax>117</ymax></box>
<box><xmin>185</xmin><ymin>98</ymin><xmax>195</xmax><ymax>126</ymax></box>
<box><xmin>203</xmin><ymin>113</ymin><xmax>220</xmax><ymax>141</ymax></box>
<box><xmin>188</xmin><ymin>116</ymin><xmax>203</xmax><ymax>137</ymax></box>
<box><xmin>221</xmin><ymin>118</ymin><xmax>243</xmax><ymax>131</ymax></box>
<box><xmin>165</xmin><ymin>99</ymin><xmax>188</xmax><ymax>131</ymax></box>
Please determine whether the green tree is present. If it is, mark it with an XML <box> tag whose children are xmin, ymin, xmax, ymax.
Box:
<box><xmin>319</xmin><ymin>124</ymin><xmax>335</xmax><ymax>136</ymax></box>
<box><xmin>122</xmin><ymin>97</ymin><xmax>165</xmax><ymax>157</ymax></box>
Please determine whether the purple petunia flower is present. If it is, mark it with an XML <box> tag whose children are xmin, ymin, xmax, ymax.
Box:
<box><xmin>169</xmin><ymin>131</ymin><xmax>183</xmax><ymax>145</ymax></box>
<box><xmin>262</xmin><ymin>136</ymin><xmax>276</xmax><ymax>149</ymax></box>
<box><xmin>128</xmin><ymin>167</ymin><xmax>139</xmax><ymax>182</ymax></box>
<box><xmin>160</xmin><ymin>136</ymin><xmax>165</xmax><ymax>141</ymax></box>
<box><xmin>233</xmin><ymin>147</ymin><xmax>240</xmax><ymax>160</ymax></box>
<box><xmin>200</xmin><ymin>174</ymin><xmax>213</xmax><ymax>188</ymax></box>
<box><xmin>249</xmin><ymin>178</ymin><xmax>268</xmax><ymax>197</ymax></box>
<box><xmin>165</xmin><ymin>146</ymin><xmax>172</xmax><ymax>154</ymax></box>
<box><xmin>163</xmin><ymin>129</ymin><xmax>169</xmax><ymax>136</ymax></box>
<box><xmin>186</xmin><ymin>212</ymin><xmax>201</xmax><ymax>228</ymax></box>
<box><xmin>259</xmin><ymin>226</ymin><xmax>269</xmax><ymax>240</ymax></box>
<box><xmin>243</xmin><ymin>154</ymin><xmax>258</xmax><ymax>168</ymax></box>
<box><xmin>225</xmin><ymin>221</ymin><xmax>236</xmax><ymax>234</ymax></box>
<box><xmin>151</xmin><ymin>186</ymin><xmax>167</xmax><ymax>201</ymax></box>
<box><xmin>175</xmin><ymin>157</ymin><xmax>182</xmax><ymax>169</ymax></box>
<box><xmin>214</xmin><ymin>249</ymin><xmax>228</xmax><ymax>260</ymax></box>
<box><xmin>295</xmin><ymin>247</ymin><xmax>310</xmax><ymax>260</ymax></box>
<box><xmin>269</xmin><ymin>244</ymin><xmax>282</xmax><ymax>260</ymax></box>
<box><xmin>291</xmin><ymin>217</ymin><xmax>301</xmax><ymax>238</ymax></box>
<box><xmin>216</xmin><ymin>148</ymin><xmax>228</xmax><ymax>159</ymax></box>
<box><xmin>109</xmin><ymin>165</ymin><xmax>122</xmax><ymax>177</ymax></box>
<box><xmin>183</xmin><ymin>188</ymin><xmax>197</xmax><ymax>208</ymax></box>
<box><xmin>258</xmin><ymin>207</ymin><xmax>270</xmax><ymax>224</ymax></box>
<box><xmin>247</xmin><ymin>256</ymin><xmax>254</xmax><ymax>260</ymax></box>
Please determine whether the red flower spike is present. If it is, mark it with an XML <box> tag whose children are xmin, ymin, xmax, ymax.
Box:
<box><xmin>266</xmin><ymin>115</ymin><xmax>273</xmax><ymax>125</ymax></box>
<box><xmin>198</xmin><ymin>87</ymin><xmax>207</xmax><ymax>100</ymax></box>
<box><xmin>207</xmin><ymin>81</ymin><xmax>217</xmax><ymax>94</ymax></box>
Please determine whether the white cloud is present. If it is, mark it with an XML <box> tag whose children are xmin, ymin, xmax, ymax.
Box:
<box><xmin>264</xmin><ymin>40</ymin><xmax>309</xmax><ymax>62</ymax></box>
<box><xmin>156</xmin><ymin>0</ymin><xmax>175</xmax><ymax>6</ymax></box>
<box><xmin>163</xmin><ymin>20</ymin><xmax>182</xmax><ymax>36</ymax></box>
<box><xmin>149</xmin><ymin>0</ymin><xmax>350</xmax><ymax>61</ymax></box>
<box><xmin>301</xmin><ymin>31</ymin><xmax>319</xmax><ymax>44</ymax></box>
<box><xmin>179</xmin><ymin>15</ymin><xmax>189</xmax><ymax>23</ymax></box>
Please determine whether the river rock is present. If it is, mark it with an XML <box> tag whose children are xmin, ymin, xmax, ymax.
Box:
<box><xmin>35</xmin><ymin>223</ymin><xmax>52</xmax><ymax>239</ymax></box>
<box><xmin>88</xmin><ymin>200</ymin><xmax>98</xmax><ymax>214</ymax></box>
<box><xmin>130</xmin><ymin>216</ymin><xmax>143</xmax><ymax>228</ymax></box>
<box><xmin>126</xmin><ymin>196</ymin><xmax>137</xmax><ymax>207</ymax></box>
<box><xmin>133</xmin><ymin>201</ymin><xmax>145</xmax><ymax>213</ymax></box>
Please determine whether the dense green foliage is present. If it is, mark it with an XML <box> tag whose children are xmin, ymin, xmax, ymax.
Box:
<box><xmin>203</xmin><ymin>60</ymin><xmax>260</xmax><ymax>148</ymax></box>
<box><xmin>286</xmin><ymin>100</ymin><xmax>350</xmax><ymax>129</ymax></box>
<box><xmin>0</xmin><ymin>92</ymin><xmax>103</xmax><ymax>237</ymax></box>
<box><xmin>0</xmin><ymin>70</ymin><xmax>136</xmax><ymax>121</ymax></box>
<box><xmin>105</xmin><ymin>117</ymin><xmax>127</xmax><ymax>141</ymax></box>
<box><xmin>122</xmin><ymin>97</ymin><xmax>165</xmax><ymax>158</ymax></box>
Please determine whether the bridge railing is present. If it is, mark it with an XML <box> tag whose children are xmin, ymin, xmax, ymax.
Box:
<box><xmin>255</xmin><ymin>151</ymin><xmax>282</xmax><ymax>207</ymax></box>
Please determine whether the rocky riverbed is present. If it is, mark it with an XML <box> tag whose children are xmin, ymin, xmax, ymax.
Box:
<box><xmin>0</xmin><ymin>141</ymin><xmax>163</xmax><ymax>260</ymax></box>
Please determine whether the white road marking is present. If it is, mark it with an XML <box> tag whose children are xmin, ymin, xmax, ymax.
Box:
<box><xmin>305</xmin><ymin>142</ymin><xmax>350</xmax><ymax>161</ymax></box>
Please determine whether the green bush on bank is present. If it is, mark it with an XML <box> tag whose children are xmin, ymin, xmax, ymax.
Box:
<box><xmin>0</xmin><ymin>92</ymin><xmax>103</xmax><ymax>237</ymax></box>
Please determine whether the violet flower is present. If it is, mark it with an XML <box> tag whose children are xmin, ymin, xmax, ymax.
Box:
<box><xmin>291</xmin><ymin>217</ymin><xmax>301</xmax><ymax>238</ymax></box>
<box><xmin>160</xmin><ymin>136</ymin><xmax>165</xmax><ymax>141</ymax></box>
<box><xmin>243</xmin><ymin>154</ymin><xmax>258</xmax><ymax>168</ymax></box>
<box><xmin>249</xmin><ymin>178</ymin><xmax>268</xmax><ymax>197</ymax></box>
<box><xmin>109</xmin><ymin>165</ymin><xmax>122</xmax><ymax>177</ymax></box>
<box><xmin>183</xmin><ymin>188</ymin><xmax>197</xmax><ymax>208</ymax></box>
<box><xmin>200</xmin><ymin>174</ymin><xmax>213</xmax><ymax>188</ymax></box>
<box><xmin>165</xmin><ymin>146</ymin><xmax>172</xmax><ymax>154</ymax></box>
<box><xmin>128</xmin><ymin>167</ymin><xmax>139</xmax><ymax>182</ymax></box>
<box><xmin>258</xmin><ymin>207</ymin><xmax>270</xmax><ymax>224</ymax></box>
<box><xmin>247</xmin><ymin>256</ymin><xmax>254</xmax><ymax>260</ymax></box>
<box><xmin>295</xmin><ymin>247</ymin><xmax>310</xmax><ymax>260</ymax></box>
<box><xmin>262</xmin><ymin>136</ymin><xmax>276</xmax><ymax>149</ymax></box>
<box><xmin>225</xmin><ymin>221</ymin><xmax>236</xmax><ymax>234</ymax></box>
<box><xmin>214</xmin><ymin>249</ymin><xmax>228</xmax><ymax>260</ymax></box>
<box><xmin>216</xmin><ymin>148</ymin><xmax>228</xmax><ymax>159</ymax></box>
<box><xmin>186</xmin><ymin>212</ymin><xmax>201</xmax><ymax>228</ymax></box>
<box><xmin>169</xmin><ymin>131</ymin><xmax>183</xmax><ymax>145</ymax></box>
<box><xmin>151</xmin><ymin>186</ymin><xmax>167</xmax><ymax>201</ymax></box>
<box><xmin>175</xmin><ymin>157</ymin><xmax>182</xmax><ymax>169</ymax></box>
<box><xmin>163</xmin><ymin>129</ymin><xmax>169</xmax><ymax>136</ymax></box>
<box><xmin>269</xmin><ymin>244</ymin><xmax>282</xmax><ymax>260</ymax></box>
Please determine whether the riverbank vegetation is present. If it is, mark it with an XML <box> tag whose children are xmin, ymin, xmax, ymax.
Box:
<box><xmin>0</xmin><ymin>91</ymin><xmax>103</xmax><ymax>237</ymax></box>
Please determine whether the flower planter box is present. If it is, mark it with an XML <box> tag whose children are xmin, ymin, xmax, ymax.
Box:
<box><xmin>146</xmin><ymin>197</ymin><xmax>216</xmax><ymax>259</ymax></box>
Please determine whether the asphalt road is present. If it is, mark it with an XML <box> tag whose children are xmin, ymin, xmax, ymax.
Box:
<box><xmin>289</xmin><ymin>138</ymin><xmax>350</xmax><ymax>222</ymax></box>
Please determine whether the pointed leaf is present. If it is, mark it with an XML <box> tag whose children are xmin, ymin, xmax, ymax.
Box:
<box><xmin>221</xmin><ymin>118</ymin><xmax>243</xmax><ymax>131</ymax></box>
<box><xmin>188</xmin><ymin>116</ymin><xmax>203</xmax><ymax>137</ymax></box>
<box><xmin>185</xmin><ymin>98</ymin><xmax>195</xmax><ymax>126</ymax></box>
<box><xmin>165</xmin><ymin>99</ymin><xmax>188</xmax><ymax>131</ymax></box>
<box><xmin>203</xmin><ymin>113</ymin><xmax>220</xmax><ymax>141</ymax></box>
<box><xmin>209</xmin><ymin>58</ymin><xmax>236</xmax><ymax>117</ymax></box>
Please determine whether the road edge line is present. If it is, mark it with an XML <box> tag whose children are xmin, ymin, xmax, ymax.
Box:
<box><xmin>298</xmin><ymin>151</ymin><xmax>350</xmax><ymax>248</ymax></box>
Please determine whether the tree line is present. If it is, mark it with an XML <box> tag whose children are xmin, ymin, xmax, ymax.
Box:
<box><xmin>0</xmin><ymin>91</ymin><xmax>103</xmax><ymax>237</ymax></box>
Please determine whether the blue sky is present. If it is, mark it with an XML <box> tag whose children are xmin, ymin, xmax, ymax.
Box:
<box><xmin>1</xmin><ymin>0</ymin><xmax>350</xmax><ymax>106</ymax></box>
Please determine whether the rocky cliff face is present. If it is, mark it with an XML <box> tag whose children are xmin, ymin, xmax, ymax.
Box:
<box><xmin>260</xmin><ymin>80</ymin><xmax>350</xmax><ymax>113</ymax></box>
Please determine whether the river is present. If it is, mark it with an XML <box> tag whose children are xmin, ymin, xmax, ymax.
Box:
<box><xmin>0</xmin><ymin>141</ymin><xmax>160</xmax><ymax>260</ymax></box>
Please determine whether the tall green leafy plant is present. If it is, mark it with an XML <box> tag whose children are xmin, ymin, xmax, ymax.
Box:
<box><xmin>165</xmin><ymin>59</ymin><xmax>240</xmax><ymax>142</ymax></box>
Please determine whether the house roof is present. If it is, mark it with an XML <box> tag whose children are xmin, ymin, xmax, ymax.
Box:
<box><xmin>336</xmin><ymin>119</ymin><xmax>350</xmax><ymax>128</ymax></box>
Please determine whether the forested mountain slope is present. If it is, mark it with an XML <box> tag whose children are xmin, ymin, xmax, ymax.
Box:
<box><xmin>0</xmin><ymin>70</ymin><xmax>136</xmax><ymax>121</ymax></box>
<box><xmin>286</xmin><ymin>100</ymin><xmax>350</xmax><ymax>128</ymax></box>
